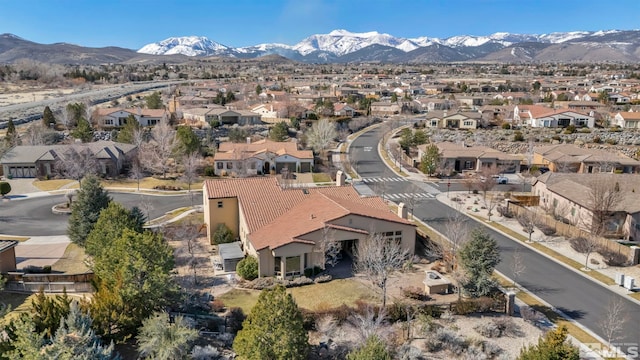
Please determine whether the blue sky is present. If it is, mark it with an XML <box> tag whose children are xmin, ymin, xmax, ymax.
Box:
<box><xmin>1</xmin><ymin>0</ymin><xmax>638</xmax><ymax>49</ymax></box>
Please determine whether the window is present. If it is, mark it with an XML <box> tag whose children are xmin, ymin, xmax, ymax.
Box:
<box><xmin>148</xmin><ymin>119</ymin><xmax>159</xmax><ymax>125</ymax></box>
<box><xmin>430</xmin><ymin>120</ymin><xmax>438</xmax><ymax>127</ymax></box>
<box><xmin>553</xmin><ymin>199</ymin><xmax>558</xmax><ymax>208</ymax></box>
<box><xmin>237</xmin><ymin>162</ymin><xmax>243</xmax><ymax>170</ymax></box>
<box><xmin>464</xmin><ymin>161</ymin><xmax>473</xmax><ymax>170</ymax></box>
<box><xmin>463</xmin><ymin>120</ymin><xmax>474</xmax><ymax>126</ymax></box>
<box><xmin>217</xmin><ymin>162</ymin><xmax>223</xmax><ymax>169</ymax></box>
<box><xmin>285</xmin><ymin>256</ymin><xmax>301</xmax><ymax>276</ymax></box>
<box><xmin>379</xmin><ymin>230</ymin><xmax>402</xmax><ymax>245</ymax></box>
<box><xmin>571</xmin><ymin>208</ymin><xmax>576</xmax><ymax>216</ymax></box>
<box><xmin>217</xmin><ymin>201</ymin><xmax>223</xmax><ymax>208</ymax></box>
<box><xmin>104</xmin><ymin>119</ymin><xmax>114</xmax><ymax>126</ymax></box>
<box><xmin>250</xmin><ymin>162</ymin><xmax>256</xmax><ymax>170</ymax></box>
<box><xmin>274</xmin><ymin>256</ymin><xmax>281</xmax><ymax>275</ymax></box>
<box><xmin>226</xmin><ymin>162</ymin><xmax>232</xmax><ymax>169</ymax></box>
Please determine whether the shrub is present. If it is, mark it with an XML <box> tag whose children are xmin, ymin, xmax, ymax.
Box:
<box><xmin>402</xmin><ymin>286</ymin><xmax>431</xmax><ymax>301</ymax></box>
<box><xmin>204</xmin><ymin>166</ymin><xmax>216</xmax><ymax>177</ymax></box>
<box><xmin>153</xmin><ymin>185</ymin><xmax>182</xmax><ymax>191</ymax></box>
<box><xmin>592</xmin><ymin>136</ymin><xmax>601</xmax><ymax>143</ymax></box>
<box><xmin>435</xmin><ymin>328</ymin><xmax>469</xmax><ymax>355</ymax></box>
<box><xmin>605</xmin><ymin>138</ymin><xmax>618</xmax><ymax>145</ymax></box>
<box><xmin>474</xmin><ymin>321</ymin><xmax>501</xmax><ymax>338</ymax></box>
<box><xmin>417</xmin><ymin>304</ymin><xmax>443</xmax><ymax>318</ymax></box>
<box><xmin>579</xmin><ymin>127</ymin><xmax>591</xmax><ymax>133</ymax></box>
<box><xmin>536</xmin><ymin>223</ymin><xmax>556</xmax><ymax>236</ymax></box>
<box><xmin>236</xmin><ymin>256</ymin><xmax>259</xmax><ymax>280</ymax></box>
<box><xmin>513</xmin><ymin>131</ymin><xmax>524</xmax><ymax>142</ymax></box>
<box><xmin>569</xmin><ymin>237</ymin><xmax>590</xmax><ymax>254</ymax></box>
<box><xmin>226</xmin><ymin>307</ymin><xmax>246</xmax><ymax>334</ymax></box>
<box><xmin>563</xmin><ymin>124</ymin><xmax>576</xmax><ymax>134</ymax></box>
<box><xmin>497</xmin><ymin>206</ymin><xmax>513</xmax><ymax>218</ymax></box>
<box><xmin>22</xmin><ymin>265</ymin><xmax>52</xmax><ymax>274</ymax></box>
<box><xmin>551</xmin><ymin>135</ymin><xmax>562</xmax><ymax>141</ymax></box>
<box><xmin>211</xmin><ymin>299</ymin><xmax>225</xmax><ymax>312</ymax></box>
<box><xmin>213</xmin><ymin>223</ymin><xmax>234</xmax><ymax>244</ymax></box>
<box><xmin>314</xmin><ymin>274</ymin><xmax>332</xmax><ymax>284</ymax></box>
<box><xmin>387</xmin><ymin>302</ymin><xmax>410</xmax><ymax>323</ymax></box>
<box><xmin>452</xmin><ymin>300</ymin><xmax>477</xmax><ymax>315</ymax></box>
<box><xmin>312</xmin><ymin>304</ymin><xmax>351</xmax><ymax>325</ymax></box>
<box><xmin>303</xmin><ymin>266</ymin><xmax>323</xmax><ymax>277</ymax></box>
<box><xmin>501</xmin><ymin>123</ymin><xmax>511</xmax><ymax>130</ymax></box>
<box><xmin>520</xmin><ymin>305</ymin><xmax>546</xmax><ymax>325</ymax></box>
<box><xmin>288</xmin><ymin>276</ymin><xmax>313</xmax><ymax>288</ymax></box>
<box><xmin>0</xmin><ymin>181</ymin><xmax>11</xmax><ymax>197</ymax></box>
<box><xmin>474</xmin><ymin>317</ymin><xmax>520</xmax><ymax>338</ymax></box>
<box><xmin>599</xmin><ymin>249</ymin><xmax>629</xmax><ymax>267</ymax></box>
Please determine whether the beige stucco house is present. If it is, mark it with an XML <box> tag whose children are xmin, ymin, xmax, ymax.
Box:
<box><xmin>203</xmin><ymin>176</ymin><xmax>416</xmax><ymax>278</ymax></box>
<box><xmin>532</xmin><ymin>172</ymin><xmax>640</xmax><ymax>239</ymax></box>
<box><xmin>533</xmin><ymin>144</ymin><xmax>640</xmax><ymax>174</ymax></box>
<box><xmin>417</xmin><ymin>142</ymin><xmax>521</xmax><ymax>174</ymax></box>
<box><xmin>213</xmin><ymin>139</ymin><xmax>313</xmax><ymax>176</ymax></box>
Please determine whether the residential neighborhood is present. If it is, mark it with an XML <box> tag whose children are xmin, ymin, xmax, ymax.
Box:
<box><xmin>3</xmin><ymin>7</ymin><xmax>640</xmax><ymax>358</ymax></box>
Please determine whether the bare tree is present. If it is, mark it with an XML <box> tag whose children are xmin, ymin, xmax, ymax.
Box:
<box><xmin>180</xmin><ymin>152</ymin><xmax>202</xmax><ymax>193</ymax></box>
<box><xmin>141</xmin><ymin>118</ymin><xmax>176</xmax><ymax>178</ymax></box>
<box><xmin>482</xmin><ymin>192</ymin><xmax>503</xmax><ymax>222</ymax></box>
<box><xmin>23</xmin><ymin>123</ymin><xmax>56</xmax><ymax>145</ymax></box>
<box><xmin>318</xmin><ymin>225</ymin><xmax>341</xmax><ymax>269</ymax></box>
<box><xmin>511</xmin><ymin>248</ymin><xmax>526</xmax><ymax>288</ymax></box>
<box><xmin>129</xmin><ymin>155</ymin><xmax>145</xmax><ymax>192</ymax></box>
<box><xmin>165</xmin><ymin>222</ymin><xmax>206</xmax><ymax>286</ymax></box>
<box><xmin>462</xmin><ymin>174</ymin><xmax>478</xmax><ymax>194</ymax></box>
<box><xmin>347</xmin><ymin>305</ymin><xmax>390</xmax><ymax>344</ymax></box>
<box><xmin>55</xmin><ymin>145</ymin><xmax>99</xmax><ymax>186</ymax></box>
<box><xmin>570</xmin><ymin>236</ymin><xmax>601</xmax><ymax>270</ymax></box>
<box><xmin>354</xmin><ymin>232</ymin><xmax>410</xmax><ymax>308</ymax></box>
<box><xmin>517</xmin><ymin>209</ymin><xmax>538</xmax><ymax>243</ymax></box>
<box><xmin>306</xmin><ymin>119</ymin><xmax>337</xmax><ymax>160</ymax></box>
<box><xmin>476</xmin><ymin>165</ymin><xmax>501</xmax><ymax>199</ymax></box>
<box><xmin>587</xmin><ymin>175</ymin><xmax>624</xmax><ymax>236</ymax></box>
<box><xmin>600</xmin><ymin>296</ymin><xmax>627</xmax><ymax>355</ymax></box>
<box><xmin>58</xmin><ymin>106</ymin><xmax>72</xmax><ymax>131</ymax></box>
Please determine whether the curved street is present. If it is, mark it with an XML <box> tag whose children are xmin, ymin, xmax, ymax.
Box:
<box><xmin>350</xmin><ymin>124</ymin><xmax>640</xmax><ymax>353</ymax></box>
<box><xmin>0</xmin><ymin>192</ymin><xmax>202</xmax><ymax>236</ymax></box>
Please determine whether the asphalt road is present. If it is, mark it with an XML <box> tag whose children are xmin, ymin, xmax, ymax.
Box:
<box><xmin>350</xmin><ymin>124</ymin><xmax>640</xmax><ymax>353</ymax></box>
<box><xmin>0</xmin><ymin>192</ymin><xmax>203</xmax><ymax>236</ymax></box>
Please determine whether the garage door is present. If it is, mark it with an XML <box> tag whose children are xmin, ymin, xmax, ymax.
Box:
<box><xmin>276</xmin><ymin>162</ymin><xmax>296</xmax><ymax>174</ymax></box>
<box><xmin>299</xmin><ymin>162</ymin><xmax>311</xmax><ymax>173</ymax></box>
<box><xmin>9</xmin><ymin>166</ymin><xmax>37</xmax><ymax>178</ymax></box>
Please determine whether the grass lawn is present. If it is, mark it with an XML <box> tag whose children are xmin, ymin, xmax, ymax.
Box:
<box><xmin>312</xmin><ymin>173</ymin><xmax>332</xmax><ymax>183</ymax></box>
<box><xmin>218</xmin><ymin>279</ymin><xmax>378</xmax><ymax>314</ymax></box>
<box><xmin>0</xmin><ymin>235</ymin><xmax>30</xmax><ymax>242</ymax></box>
<box><xmin>0</xmin><ymin>292</ymin><xmax>34</xmax><ymax>325</ymax></box>
<box><xmin>51</xmin><ymin>243</ymin><xmax>90</xmax><ymax>274</ymax></box>
<box><xmin>101</xmin><ymin>177</ymin><xmax>204</xmax><ymax>191</ymax></box>
<box><xmin>32</xmin><ymin>179</ymin><xmax>76</xmax><ymax>191</ymax></box>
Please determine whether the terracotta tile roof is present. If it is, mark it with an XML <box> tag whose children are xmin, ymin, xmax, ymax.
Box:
<box><xmin>204</xmin><ymin>177</ymin><xmax>412</xmax><ymax>250</ymax></box>
<box><xmin>618</xmin><ymin>112</ymin><xmax>640</xmax><ymax>120</ymax></box>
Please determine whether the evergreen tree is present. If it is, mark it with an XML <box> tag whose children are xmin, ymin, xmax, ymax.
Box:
<box><xmin>233</xmin><ymin>285</ymin><xmax>308</xmax><ymax>360</ymax></box>
<box><xmin>269</xmin><ymin>121</ymin><xmax>289</xmax><ymax>142</ymax></box>
<box><xmin>4</xmin><ymin>316</ymin><xmax>45</xmax><ymax>360</ymax></box>
<box><xmin>66</xmin><ymin>103</ymin><xmax>86</xmax><ymax>124</ymax></box>
<box><xmin>90</xmin><ymin>229</ymin><xmax>176</xmax><ymax>341</ymax></box>
<box><xmin>31</xmin><ymin>289</ymin><xmax>72</xmax><ymax>338</ymax></box>
<box><xmin>72</xmin><ymin>118</ymin><xmax>94</xmax><ymax>143</ymax></box>
<box><xmin>44</xmin><ymin>302</ymin><xmax>120</xmax><ymax>360</ymax></box>
<box><xmin>346</xmin><ymin>335</ymin><xmax>391</xmax><ymax>360</ymax></box>
<box><xmin>42</xmin><ymin>106</ymin><xmax>56</xmax><ymax>128</ymax></box>
<box><xmin>458</xmin><ymin>228</ymin><xmax>500</xmax><ymax>297</ymax></box>
<box><xmin>4</xmin><ymin>119</ymin><xmax>20</xmax><ymax>147</ymax></box>
<box><xmin>85</xmin><ymin>202</ymin><xmax>145</xmax><ymax>257</ymax></box>
<box><xmin>116</xmin><ymin>114</ymin><xmax>140</xmax><ymax>144</ymax></box>
<box><xmin>255</xmin><ymin>84</ymin><xmax>262</xmax><ymax>95</ymax></box>
<box><xmin>145</xmin><ymin>92</ymin><xmax>163</xmax><ymax>109</ymax></box>
<box><xmin>420</xmin><ymin>144</ymin><xmax>442</xmax><ymax>176</ymax></box>
<box><xmin>136</xmin><ymin>312</ymin><xmax>198</xmax><ymax>360</ymax></box>
<box><xmin>67</xmin><ymin>174</ymin><xmax>111</xmax><ymax>246</ymax></box>
<box><xmin>175</xmin><ymin>126</ymin><xmax>200</xmax><ymax>155</ymax></box>
<box><xmin>518</xmin><ymin>325</ymin><xmax>579</xmax><ymax>360</ymax></box>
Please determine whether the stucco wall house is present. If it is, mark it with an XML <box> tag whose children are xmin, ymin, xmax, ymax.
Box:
<box><xmin>203</xmin><ymin>176</ymin><xmax>416</xmax><ymax>278</ymax></box>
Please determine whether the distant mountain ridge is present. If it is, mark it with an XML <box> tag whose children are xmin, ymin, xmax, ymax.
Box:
<box><xmin>135</xmin><ymin>29</ymin><xmax>640</xmax><ymax>63</ymax></box>
<box><xmin>1</xmin><ymin>29</ymin><xmax>640</xmax><ymax>64</ymax></box>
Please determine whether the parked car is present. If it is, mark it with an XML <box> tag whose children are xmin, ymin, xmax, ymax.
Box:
<box><xmin>496</xmin><ymin>176</ymin><xmax>508</xmax><ymax>184</ymax></box>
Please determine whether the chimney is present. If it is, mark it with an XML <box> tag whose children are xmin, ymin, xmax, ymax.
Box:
<box><xmin>246</xmin><ymin>137</ymin><xmax>251</xmax><ymax>144</ymax></box>
<box><xmin>398</xmin><ymin>202</ymin><xmax>408</xmax><ymax>219</ymax></box>
<box><xmin>443</xmin><ymin>110</ymin><xmax>447</xmax><ymax>117</ymax></box>
<box><xmin>336</xmin><ymin>170</ymin><xmax>346</xmax><ymax>186</ymax></box>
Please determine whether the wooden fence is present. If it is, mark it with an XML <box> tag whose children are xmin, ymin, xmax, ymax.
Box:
<box><xmin>507</xmin><ymin>204</ymin><xmax>637</xmax><ymax>264</ymax></box>
<box><xmin>3</xmin><ymin>272</ymin><xmax>94</xmax><ymax>293</ymax></box>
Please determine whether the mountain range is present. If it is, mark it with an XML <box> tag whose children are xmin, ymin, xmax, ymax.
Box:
<box><xmin>2</xmin><ymin>29</ymin><xmax>640</xmax><ymax>65</ymax></box>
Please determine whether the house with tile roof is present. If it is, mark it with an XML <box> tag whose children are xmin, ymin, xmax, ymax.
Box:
<box><xmin>213</xmin><ymin>139</ymin><xmax>313</xmax><ymax>176</ymax></box>
<box><xmin>93</xmin><ymin>108</ymin><xmax>168</xmax><ymax>128</ymax></box>
<box><xmin>203</xmin><ymin>176</ymin><xmax>415</xmax><ymax>278</ymax></box>
<box><xmin>513</xmin><ymin>105</ymin><xmax>594</xmax><ymax>128</ymax></box>
<box><xmin>532</xmin><ymin>172</ymin><xmax>640</xmax><ymax>239</ymax></box>
<box><xmin>613</xmin><ymin>111</ymin><xmax>640</xmax><ymax>129</ymax></box>
<box><xmin>0</xmin><ymin>141</ymin><xmax>136</xmax><ymax>178</ymax></box>
<box><xmin>417</xmin><ymin>142</ymin><xmax>521</xmax><ymax>174</ymax></box>
<box><xmin>532</xmin><ymin>144</ymin><xmax>640</xmax><ymax>174</ymax></box>
<box><xmin>423</xmin><ymin>111</ymin><xmax>482</xmax><ymax>129</ymax></box>
<box><xmin>204</xmin><ymin>108</ymin><xmax>262</xmax><ymax>126</ymax></box>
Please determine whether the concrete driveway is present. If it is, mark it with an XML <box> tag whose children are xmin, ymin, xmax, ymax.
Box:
<box><xmin>15</xmin><ymin>235</ymin><xmax>70</xmax><ymax>269</ymax></box>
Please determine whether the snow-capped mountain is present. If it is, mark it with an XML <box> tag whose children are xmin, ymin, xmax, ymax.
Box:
<box><xmin>138</xmin><ymin>36</ymin><xmax>230</xmax><ymax>56</ymax></box>
<box><xmin>133</xmin><ymin>29</ymin><xmax>640</xmax><ymax>63</ymax></box>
